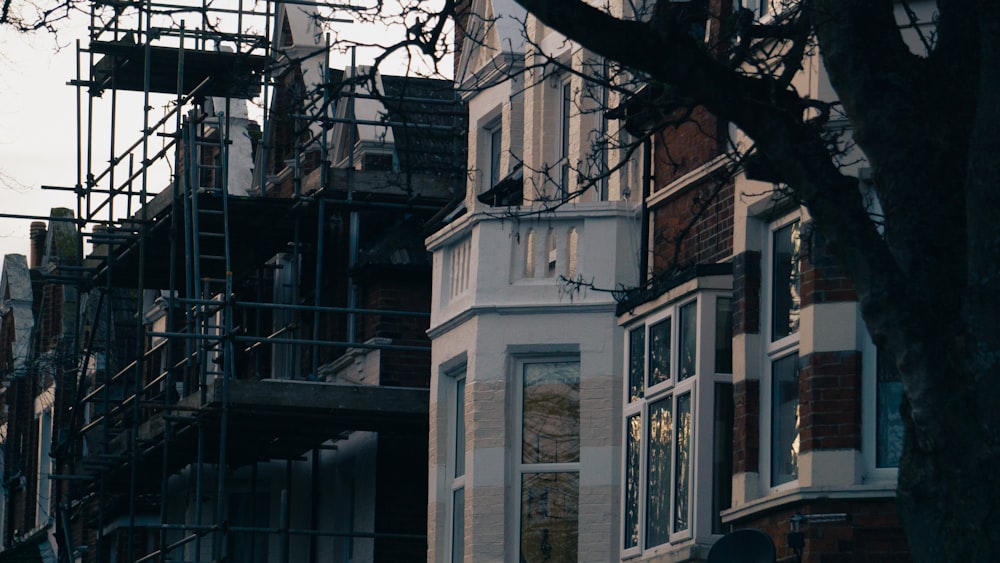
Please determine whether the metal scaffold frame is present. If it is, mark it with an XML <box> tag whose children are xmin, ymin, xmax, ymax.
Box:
<box><xmin>0</xmin><ymin>0</ymin><xmax>468</xmax><ymax>561</ymax></box>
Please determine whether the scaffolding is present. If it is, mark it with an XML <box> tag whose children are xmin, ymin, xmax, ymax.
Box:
<box><xmin>7</xmin><ymin>0</ymin><xmax>466</xmax><ymax>561</ymax></box>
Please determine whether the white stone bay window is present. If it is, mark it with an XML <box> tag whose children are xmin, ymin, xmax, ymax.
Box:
<box><xmin>620</xmin><ymin>285</ymin><xmax>734</xmax><ymax>557</ymax></box>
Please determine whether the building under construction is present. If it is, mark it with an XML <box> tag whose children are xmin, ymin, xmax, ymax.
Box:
<box><xmin>0</xmin><ymin>1</ymin><xmax>465</xmax><ymax>561</ymax></box>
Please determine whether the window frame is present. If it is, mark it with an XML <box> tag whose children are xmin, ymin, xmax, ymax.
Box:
<box><xmin>861</xmin><ymin>336</ymin><xmax>904</xmax><ymax>481</ymax></box>
<box><xmin>515</xmin><ymin>356</ymin><xmax>582</xmax><ymax>562</ymax></box>
<box><xmin>446</xmin><ymin>367</ymin><xmax>467</xmax><ymax>563</ymax></box>
<box><xmin>558</xmin><ymin>79</ymin><xmax>572</xmax><ymax>199</ymax></box>
<box><xmin>761</xmin><ymin>211</ymin><xmax>802</xmax><ymax>493</ymax></box>
<box><xmin>486</xmin><ymin>119</ymin><xmax>503</xmax><ymax>190</ymax></box>
<box><xmin>621</xmin><ymin>291</ymin><xmax>733</xmax><ymax>557</ymax></box>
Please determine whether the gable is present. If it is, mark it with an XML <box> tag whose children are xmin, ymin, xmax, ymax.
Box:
<box><xmin>456</xmin><ymin>0</ymin><xmax>526</xmax><ymax>84</ymax></box>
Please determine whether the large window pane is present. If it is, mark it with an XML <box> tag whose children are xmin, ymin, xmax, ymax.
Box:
<box><xmin>455</xmin><ymin>378</ymin><xmax>466</xmax><ymax>478</ymax></box>
<box><xmin>489</xmin><ymin>126</ymin><xmax>502</xmax><ymax>188</ymax></box>
<box><xmin>645</xmin><ymin>397</ymin><xmax>673</xmax><ymax>548</ymax></box>
<box><xmin>624</xmin><ymin>414</ymin><xmax>641</xmax><ymax>549</ymax></box>
<box><xmin>629</xmin><ymin>328</ymin><xmax>645</xmax><ymax>402</ymax></box>
<box><xmin>520</xmin><ymin>472</ymin><xmax>579</xmax><ymax>563</ymax></box>
<box><xmin>560</xmin><ymin>82</ymin><xmax>572</xmax><ymax>197</ymax></box>
<box><xmin>678</xmin><ymin>302</ymin><xmax>697</xmax><ymax>380</ymax></box>
<box><xmin>771</xmin><ymin>221</ymin><xmax>801</xmax><ymax>341</ymax></box>
<box><xmin>451</xmin><ymin>488</ymin><xmax>465</xmax><ymax>563</ymax></box>
<box><xmin>877</xmin><ymin>351</ymin><xmax>904</xmax><ymax>468</ymax></box>
<box><xmin>771</xmin><ymin>354</ymin><xmax>800</xmax><ymax>486</ymax></box>
<box><xmin>673</xmin><ymin>393</ymin><xmax>692</xmax><ymax>533</ymax></box>
<box><xmin>715</xmin><ymin>297</ymin><xmax>733</xmax><ymax>374</ymax></box>
<box><xmin>649</xmin><ymin>319</ymin><xmax>671</xmax><ymax>387</ymax></box>
<box><xmin>712</xmin><ymin>383</ymin><xmax>734</xmax><ymax>534</ymax></box>
<box><xmin>523</xmin><ymin>362</ymin><xmax>580</xmax><ymax>464</ymax></box>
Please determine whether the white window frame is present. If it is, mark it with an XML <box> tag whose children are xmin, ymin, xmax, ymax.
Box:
<box><xmin>861</xmin><ymin>336</ymin><xmax>903</xmax><ymax>482</ymax></box>
<box><xmin>558</xmin><ymin>78</ymin><xmax>572</xmax><ymax>200</ymax></box>
<box><xmin>446</xmin><ymin>367</ymin><xmax>467</xmax><ymax>563</ymax></box>
<box><xmin>761</xmin><ymin>211</ymin><xmax>802</xmax><ymax>493</ymax></box>
<box><xmin>857</xmin><ymin>167</ymin><xmax>902</xmax><ymax>480</ymax></box>
<box><xmin>488</xmin><ymin>121</ymin><xmax>503</xmax><ymax>189</ymax></box>
<box><xmin>620</xmin><ymin>292</ymin><xmax>733</xmax><ymax>557</ymax></box>
<box><xmin>477</xmin><ymin>107</ymin><xmax>503</xmax><ymax>195</ymax></box>
<box><xmin>514</xmin><ymin>356</ymin><xmax>581</xmax><ymax>562</ymax></box>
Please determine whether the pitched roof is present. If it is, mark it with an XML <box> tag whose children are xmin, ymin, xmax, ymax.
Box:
<box><xmin>379</xmin><ymin>74</ymin><xmax>466</xmax><ymax>177</ymax></box>
<box><xmin>354</xmin><ymin>215</ymin><xmax>432</xmax><ymax>273</ymax></box>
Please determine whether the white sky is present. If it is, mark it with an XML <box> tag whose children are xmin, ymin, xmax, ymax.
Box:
<box><xmin>0</xmin><ymin>2</ymin><xmax>451</xmax><ymax>260</ymax></box>
<box><xmin>0</xmin><ymin>20</ymin><xmax>86</xmax><ymax>259</ymax></box>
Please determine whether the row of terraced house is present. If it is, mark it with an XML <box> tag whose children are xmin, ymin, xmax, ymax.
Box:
<box><xmin>0</xmin><ymin>0</ymin><xmax>920</xmax><ymax>561</ymax></box>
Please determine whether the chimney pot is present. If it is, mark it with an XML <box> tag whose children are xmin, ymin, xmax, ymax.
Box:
<box><xmin>29</xmin><ymin>222</ymin><xmax>47</xmax><ymax>268</ymax></box>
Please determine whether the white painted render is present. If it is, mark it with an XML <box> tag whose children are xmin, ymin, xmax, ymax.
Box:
<box><xmin>427</xmin><ymin>176</ymin><xmax>640</xmax><ymax>563</ymax></box>
<box><xmin>429</xmin><ymin>2</ymin><xmax>649</xmax><ymax>559</ymax></box>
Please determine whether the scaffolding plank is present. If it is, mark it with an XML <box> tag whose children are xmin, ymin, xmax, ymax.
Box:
<box><xmin>90</xmin><ymin>40</ymin><xmax>266</xmax><ymax>98</ymax></box>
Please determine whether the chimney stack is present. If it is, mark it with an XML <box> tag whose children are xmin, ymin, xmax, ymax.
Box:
<box><xmin>29</xmin><ymin>221</ymin><xmax>47</xmax><ymax>268</ymax></box>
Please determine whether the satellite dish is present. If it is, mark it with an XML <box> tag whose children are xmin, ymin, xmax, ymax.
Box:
<box><xmin>707</xmin><ymin>528</ymin><xmax>777</xmax><ymax>563</ymax></box>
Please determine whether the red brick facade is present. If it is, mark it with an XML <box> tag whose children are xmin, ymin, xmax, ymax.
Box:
<box><xmin>800</xmin><ymin>226</ymin><xmax>858</xmax><ymax>306</ymax></box>
<box><xmin>653</xmin><ymin>105</ymin><xmax>727</xmax><ymax>188</ymax></box>
<box><xmin>360</xmin><ymin>275</ymin><xmax>432</xmax><ymax>388</ymax></box>
<box><xmin>799</xmin><ymin>351</ymin><xmax>862</xmax><ymax>452</ymax></box>
<box><xmin>651</xmin><ymin>179</ymin><xmax>734</xmax><ymax>274</ymax></box>
<box><xmin>730</xmin><ymin>499</ymin><xmax>910</xmax><ymax>563</ymax></box>
<box><xmin>733</xmin><ymin>250</ymin><xmax>761</xmax><ymax>335</ymax></box>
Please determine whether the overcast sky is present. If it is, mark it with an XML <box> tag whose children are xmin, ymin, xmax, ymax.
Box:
<box><xmin>0</xmin><ymin>20</ymin><xmax>86</xmax><ymax>260</ymax></box>
<box><xmin>0</xmin><ymin>3</ymin><xmax>450</xmax><ymax>262</ymax></box>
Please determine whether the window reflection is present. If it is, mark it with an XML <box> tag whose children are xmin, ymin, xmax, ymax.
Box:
<box><xmin>455</xmin><ymin>378</ymin><xmax>466</xmax><ymax>478</ymax></box>
<box><xmin>771</xmin><ymin>354</ymin><xmax>800</xmax><ymax>486</ymax></box>
<box><xmin>646</xmin><ymin>397</ymin><xmax>673</xmax><ymax>548</ymax></box>
<box><xmin>679</xmin><ymin>302</ymin><xmax>697</xmax><ymax>380</ymax></box>
<box><xmin>520</xmin><ymin>472</ymin><xmax>579</xmax><ymax>563</ymax></box>
<box><xmin>629</xmin><ymin>328</ymin><xmax>645</xmax><ymax>402</ymax></box>
<box><xmin>772</xmin><ymin>221</ymin><xmax>800</xmax><ymax>341</ymax></box>
<box><xmin>624</xmin><ymin>414</ymin><xmax>641</xmax><ymax>549</ymax></box>
<box><xmin>649</xmin><ymin>319</ymin><xmax>671</xmax><ymax>387</ymax></box>
<box><xmin>673</xmin><ymin>393</ymin><xmax>692</xmax><ymax>533</ymax></box>
<box><xmin>522</xmin><ymin>362</ymin><xmax>580</xmax><ymax>464</ymax></box>
<box><xmin>877</xmin><ymin>351</ymin><xmax>904</xmax><ymax>468</ymax></box>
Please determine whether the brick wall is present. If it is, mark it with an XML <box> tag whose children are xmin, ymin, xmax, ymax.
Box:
<box><xmin>800</xmin><ymin>227</ymin><xmax>858</xmax><ymax>306</ymax></box>
<box><xmin>361</xmin><ymin>276</ymin><xmax>431</xmax><ymax>343</ymax></box>
<box><xmin>798</xmin><ymin>351</ymin><xmax>862</xmax><ymax>452</ymax></box>
<box><xmin>733</xmin><ymin>378</ymin><xmax>760</xmax><ymax>474</ymax></box>
<box><xmin>733</xmin><ymin>251</ymin><xmax>761</xmax><ymax>335</ymax></box>
<box><xmin>361</xmin><ymin>274</ymin><xmax>432</xmax><ymax>388</ymax></box>
<box><xmin>653</xmin><ymin>105</ymin><xmax>726</xmax><ymax>188</ymax></box>
<box><xmin>41</xmin><ymin>284</ymin><xmax>63</xmax><ymax>349</ymax></box>
<box><xmin>729</xmin><ymin>498</ymin><xmax>910</xmax><ymax>563</ymax></box>
<box><xmin>651</xmin><ymin>179</ymin><xmax>734</xmax><ymax>274</ymax></box>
